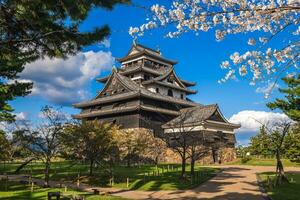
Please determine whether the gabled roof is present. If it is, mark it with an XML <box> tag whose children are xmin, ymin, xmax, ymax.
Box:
<box><xmin>162</xmin><ymin>104</ymin><xmax>240</xmax><ymax>128</ymax></box>
<box><xmin>117</xmin><ymin>43</ymin><xmax>178</xmax><ymax>65</ymax></box>
<box><xmin>96</xmin><ymin>65</ymin><xmax>171</xmax><ymax>83</ymax></box>
<box><xmin>143</xmin><ymin>67</ymin><xmax>189</xmax><ymax>88</ymax></box>
<box><xmin>73</xmin><ymin>70</ymin><xmax>199</xmax><ymax>109</ymax></box>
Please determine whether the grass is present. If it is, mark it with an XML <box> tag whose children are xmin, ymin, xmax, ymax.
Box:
<box><xmin>226</xmin><ymin>158</ymin><xmax>300</xmax><ymax>167</ymax></box>
<box><xmin>0</xmin><ymin>161</ymin><xmax>220</xmax><ymax>191</ymax></box>
<box><xmin>257</xmin><ymin>172</ymin><xmax>300</xmax><ymax>200</ymax></box>
<box><xmin>0</xmin><ymin>180</ymin><xmax>128</xmax><ymax>200</ymax></box>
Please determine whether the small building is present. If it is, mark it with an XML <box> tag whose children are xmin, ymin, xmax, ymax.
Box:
<box><xmin>73</xmin><ymin>42</ymin><xmax>240</xmax><ymax>163</ymax></box>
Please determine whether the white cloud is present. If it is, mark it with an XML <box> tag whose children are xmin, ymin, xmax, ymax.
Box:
<box><xmin>15</xmin><ymin>112</ymin><xmax>27</xmax><ymax>121</ymax></box>
<box><xmin>100</xmin><ymin>38</ymin><xmax>111</xmax><ymax>48</ymax></box>
<box><xmin>255</xmin><ymin>82</ymin><xmax>279</xmax><ymax>98</ymax></box>
<box><xmin>19</xmin><ymin>50</ymin><xmax>114</xmax><ymax>105</ymax></box>
<box><xmin>229</xmin><ymin>110</ymin><xmax>290</xmax><ymax>133</ymax></box>
<box><xmin>0</xmin><ymin>112</ymin><xmax>28</xmax><ymax>132</ymax></box>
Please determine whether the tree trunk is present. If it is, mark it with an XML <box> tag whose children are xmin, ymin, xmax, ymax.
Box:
<box><xmin>44</xmin><ymin>158</ymin><xmax>51</xmax><ymax>187</ymax></box>
<box><xmin>14</xmin><ymin>157</ymin><xmax>35</xmax><ymax>174</ymax></box>
<box><xmin>89</xmin><ymin>159</ymin><xmax>94</xmax><ymax>176</ymax></box>
<box><xmin>127</xmin><ymin>154</ymin><xmax>131</xmax><ymax>167</ymax></box>
<box><xmin>275</xmin><ymin>150</ymin><xmax>289</xmax><ymax>185</ymax></box>
<box><xmin>181</xmin><ymin>151</ymin><xmax>186</xmax><ymax>179</ymax></box>
<box><xmin>190</xmin><ymin>157</ymin><xmax>195</xmax><ymax>178</ymax></box>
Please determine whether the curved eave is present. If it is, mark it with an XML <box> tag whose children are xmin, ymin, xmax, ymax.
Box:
<box><xmin>181</xmin><ymin>79</ymin><xmax>196</xmax><ymax>86</ymax></box>
<box><xmin>205</xmin><ymin>120</ymin><xmax>241</xmax><ymax>129</ymax></box>
<box><xmin>144</xmin><ymin>81</ymin><xmax>197</xmax><ymax>94</ymax></box>
<box><xmin>73</xmin><ymin>105</ymin><xmax>179</xmax><ymax>119</ymax></box>
<box><xmin>73</xmin><ymin>91</ymin><xmax>139</xmax><ymax>108</ymax></box>
<box><xmin>96</xmin><ymin>76</ymin><xmax>110</xmax><ymax>83</ymax></box>
<box><xmin>117</xmin><ymin>51</ymin><xmax>178</xmax><ymax>65</ymax></box>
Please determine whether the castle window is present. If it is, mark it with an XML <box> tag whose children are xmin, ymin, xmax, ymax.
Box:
<box><xmin>156</xmin><ymin>88</ymin><xmax>159</xmax><ymax>93</ymax></box>
<box><xmin>144</xmin><ymin>74</ymin><xmax>150</xmax><ymax>81</ymax></box>
<box><xmin>167</xmin><ymin>89</ymin><xmax>173</xmax><ymax>97</ymax></box>
<box><xmin>180</xmin><ymin>94</ymin><xmax>184</xmax><ymax>99</ymax></box>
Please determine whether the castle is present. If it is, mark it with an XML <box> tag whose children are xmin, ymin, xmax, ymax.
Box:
<box><xmin>73</xmin><ymin>42</ymin><xmax>240</xmax><ymax>163</ymax></box>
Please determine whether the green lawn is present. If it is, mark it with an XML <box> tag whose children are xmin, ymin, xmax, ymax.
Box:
<box><xmin>0</xmin><ymin>180</ymin><xmax>127</xmax><ymax>200</ymax></box>
<box><xmin>257</xmin><ymin>172</ymin><xmax>300</xmax><ymax>200</ymax></box>
<box><xmin>226</xmin><ymin>158</ymin><xmax>300</xmax><ymax>167</ymax></box>
<box><xmin>0</xmin><ymin>161</ymin><xmax>220</xmax><ymax>190</ymax></box>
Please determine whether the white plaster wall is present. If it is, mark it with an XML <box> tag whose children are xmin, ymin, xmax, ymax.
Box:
<box><xmin>146</xmin><ymin>85</ymin><xmax>186</xmax><ymax>99</ymax></box>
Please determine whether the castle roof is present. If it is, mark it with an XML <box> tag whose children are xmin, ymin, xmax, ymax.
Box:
<box><xmin>73</xmin><ymin>70</ymin><xmax>199</xmax><ymax>109</ymax></box>
<box><xmin>162</xmin><ymin>104</ymin><xmax>240</xmax><ymax>129</ymax></box>
<box><xmin>117</xmin><ymin>43</ymin><xmax>177</xmax><ymax>65</ymax></box>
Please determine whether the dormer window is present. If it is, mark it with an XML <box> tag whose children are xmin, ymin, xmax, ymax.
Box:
<box><xmin>156</xmin><ymin>88</ymin><xmax>159</xmax><ymax>93</ymax></box>
<box><xmin>167</xmin><ymin>89</ymin><xmax>173</xmax><ymax>97</ymax></box>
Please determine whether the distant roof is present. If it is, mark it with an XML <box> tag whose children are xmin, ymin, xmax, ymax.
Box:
<box><xmin>162</xmin><ymin>104</ymin><xmax>240</xmax><ymax>128</ymax></box>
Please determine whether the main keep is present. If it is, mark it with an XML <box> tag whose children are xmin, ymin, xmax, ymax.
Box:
<box><xmin>73</xmin><ymin>43</ymin><xmax>240</xmax><ymax>162</ymax></box>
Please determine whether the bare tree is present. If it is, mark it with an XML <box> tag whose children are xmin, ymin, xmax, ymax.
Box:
<box><xmin>15</xmin><ymin>106</ymin><xmax>68</xmax><ymax>187</ymax></box>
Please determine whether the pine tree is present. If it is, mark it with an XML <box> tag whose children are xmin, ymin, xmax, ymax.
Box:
<box><xmin>267</xmin><ymin>75</ymin><xmax>300</xmax><ymax>122</ymax></box>
<box><xmin>0</xmin><ymin>0</ymin><xmax>129</xmax><ymax>121</ymax></box>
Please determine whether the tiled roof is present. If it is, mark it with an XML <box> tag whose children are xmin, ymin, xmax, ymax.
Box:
<box><xmin>162</xmin><ymin>104</ymin><xmax>240</xmax><ymax>128</ymax></box>
<box><xmin>73</xmin><ymin>104</ymin><xmax>179</xmax><ymax>119</ymax></box>
<box><xmin>117</xmin><ymin>43</ymin><xmax>178</xmax><ymax>64</ymax></box>
<box><xmin>74</xmin><ymin>71</ymin><xmax>199</xmax><ymax>108</ymax></box>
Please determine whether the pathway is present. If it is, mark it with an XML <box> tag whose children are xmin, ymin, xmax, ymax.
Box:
<box><xmin>1</xmin><ymin>165</ymin><xmax>300</xmax><ymax>200</ymax></box>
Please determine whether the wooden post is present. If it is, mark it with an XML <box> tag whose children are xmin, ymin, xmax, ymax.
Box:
<box><xmin>126</xmin><ymin>178</ymin><xmax>129</xmax><ymax>188</ymax></box>
<box><xmin>77</xmin><ymin>173</ymin><xmax>80</xmax><ymax>189</ymax></box>
<box><xmin>64</xmin><ymin>185</ymin><xmax>67</xmax><ymax>192</ymax></box>
<box><xmin>112</xmin><ymin>177</ymin><xmax>114</xmax><ymax>186</ymax></box>
<box><xmin>5</xmin><ymin>174</ymin><xmax>8</xmax><ymax>191</ymax></box>
<box><xmin>31</xmin><ymin>182</ymin><xmax>34</xmax><ymax>192</ymax></box>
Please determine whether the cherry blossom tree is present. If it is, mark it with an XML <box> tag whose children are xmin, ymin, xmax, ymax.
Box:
<box><xmin>129</xmin><ymin>0</ymin><xmax>300</xmax><ymax>96</ymax></box>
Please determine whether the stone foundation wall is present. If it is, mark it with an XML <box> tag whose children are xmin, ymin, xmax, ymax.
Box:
<box><xmin>120</xmin><ymin>128</ymin><xmax>236</xmax><ymax>164</ymax></box>
<box><xmin>161</xmin><ymin>147</ymin><xmax>236</xmax><ymax>164</ymax></box>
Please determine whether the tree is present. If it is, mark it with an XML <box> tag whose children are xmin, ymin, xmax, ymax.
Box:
<box><xmin>129</xmin><ymin>1</ymin><xmax>300</xmax><ymax>92</ymax></box>
<box><xmin>116</xmin><ymin>129</ymin><xmax>156</xmax><ymax>167</ymax></box>
<box><xmin>162</xmin><ymin>108</ymin><xmax>227</xmax><ymax>179</ymax></box>
<box><xmin>62</xmin><ymin>121</ymin><xmax>119</xmax><ymax>176</ymax></box>
<box><xmin>285</xmin><ymin>124</ymin><xmax>300</xmax><ymax>162</ymax></box>
<box><xmin>267</xmin><ymin>74</ymin><xmax>300</xmax><ymax>122</ymax></box>
<box><xmin>15</xmin><ymin>106</ymin><xmax>68</xmax><ymax>187</ymax></box>
<box><xmin>0</xmin><ymin>130</ymin><xmax>11</xmax><ymax>161</ymax></box>
<box><xmin>249</xmin><ymin>125</ymin><xmax>273</xmax><ymax>158</ymax></box>
<box><xmin>250</xmin><ymin>121</ymin><xmax>291</xmax><ymax>185</ymax></box>
<box><xmin>0</xmin><ymin>0</ymin><xmax>129</xmax><ymax>121</ymax></box>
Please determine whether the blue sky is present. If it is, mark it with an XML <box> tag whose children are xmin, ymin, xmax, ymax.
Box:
<box><xmin>10</xmin><ymin>1</ymin><xmax>290</xmax><ymax>145</ymax></box>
